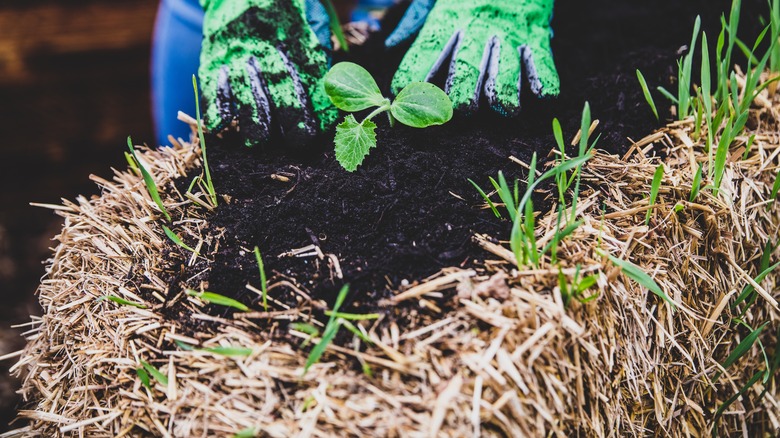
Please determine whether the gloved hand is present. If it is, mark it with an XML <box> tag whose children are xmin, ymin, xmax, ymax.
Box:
<box><xmin>199</xmin><ymin>0</ymin><xmax>339</xmax><ymax>147</ymax></box>
<box><xmin>386</xmin><ymin>0</ymin><xmax>559</xmax><ymax>116</ymax></box>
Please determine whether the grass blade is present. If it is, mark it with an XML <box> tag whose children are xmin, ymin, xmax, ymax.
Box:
<box><xmin>690</xmin><ymin>162</ymin><xmax>703</xmax><ymax>201</ymax></box>
<box><xmin>646</xmin><ymin>164</ymin><xmax>664</xmax><ymax>225</ymax></box>
<box><xmin>140</xmin><ymin>360</ymin><xmax>168</xmax><ymax>387</ymax></box>
<box><xmin>136</xmin><ymin>367</ymin><xmax>151</xmax><ymax>389</ymax></box>
<box><xmin>186</xmin><ymin>289</ymin><xmax>249</xmax><ymax>312</ymax></box>
<box><xmin>127</xmin><ymin>137</ymin><xmax>171</xmax><ymax>222</ymax></box>
<box><xmin>721</xmin><ymin>322</ymin><xmax>769</xmax><ymax>370</ymax></box>
<box><xmin>192</xmin><ymin>75</ymin><xmax>217</xmax><ymax>206</ymax></box>
<box><xmin>97</xmin><ymin>295</ymin><xmax>147</xmax><ymax>309</ymax></box>
<box><xmin>253</xmin><ymin>246</ymin><xmax>268</xmax><ymax>312</ymax></box>
<box><xmin>163</xmin><ymin>225</ymin><xmax>198</xmax><ymax>254</ymax></box>
<box><xmin>202</xmin><ymin>346</ymin><xmax>253</xmax><ymax>357</ymax></box>
<box><xmin>468</xmin><ymin>179</ymin><xmax>501</xmax><ymax>218</ymax></box>
<box><xmin>303</xmin><ymin>284</ymin><xmax>349</xmax><ymax>375</ymax></box>
<box><xmin>603</xmin><ymin>251</ymin><xmax>676</xmax><ymax>310</ymax></box>
<box><xmin>636</xmin><ymin>69</ymin><xmax>659</xmax><ymax>120</ymax></box>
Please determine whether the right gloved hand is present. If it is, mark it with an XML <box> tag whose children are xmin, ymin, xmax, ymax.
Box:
<box><xmin>198</xmin><ymin>0</ymin><xmax>339</xmax><ymax>147</ymax></box>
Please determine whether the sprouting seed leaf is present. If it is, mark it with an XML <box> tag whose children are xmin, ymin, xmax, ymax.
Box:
<box><xmin>636</xmin><ymin>70</ymin><xmax>659</xmax><ymax>120</ymax></box>
<box><xmin>713</xmin><ymin>370</ymin><xmax>763</xmax><ymax>435</ymax></box>
<box><xmin>324</xmin><ymin>62</ymin><xmax>386</xmax><ymax>111</ymax></box>
<box><xmin>645</xmin><ymin>164</ymin><xmax>664</xmax><ymax>226</ymax></box>
<box><xmin>136</xmin><ymin>367</ymin><xmax>151</xmax><ymax>389</ymax></box>
<box><xmin>192</xmin><ymin>75</ymin><xmax>217</xmax><ymax>206</ymax></box>
<box><xmin>468</xmin><ymin>179</ymin><xmax>501</xmax><ymax>218</ymax></box>
<box><xmin>97</xmin><ymin>295</ymin><xmax>147</xmax><ymax>309</ymax></box>
<box><xmin>163</xmin><ymin>225</ymin><xmax>198</xmax><ymax>254</ymax></box>
<box><xmin>390</xmin><ymin>82</ymin><xmax>453</xmax><ymax>128</ymax></box>
<box><xmin>334</xmin><ymin>115</ymin><xmax>377</xmax><ymax>172</ymax></box>
<box><xmin>127</xmin><ymin>137</ymin><xmax>171</xmax><ymax>222</ymax></box>
<box><xmin>605</xmin><ymin>252</ymin><xmax>676</xmax><ymax>310</ymax></box>
<box><xmin>656</xmin><ymin>86</ymin><xmax>679</xmax><ymax>104</ymax></box>
<box><xmin>233</xmin><ymin>427</ymin><xmax>258</xmax><ymax>438</ymax></box>
<box><xmin>202</xmin><ymin>346</ymin><xmax>253</xmax><ymax>357</ymax></box>
<box><xmin>303</xmin><ymin>284</ymin><xmax>349</xmax><ymax>375</ymax></box>
<box><xmin>578</xmin><ymin>102</ymin><xmax>591</xmax><ymax>155</ymax></box>
<box><xmin>541</xmin><ymin>220</ymin><xmax>583</xmax><ymax>255</ymax></box>
<box><xmin>339</xmin><ymin>319</ymin><xmax>373</xmax><ymax>344</ymax></box>
<box><xmin>254</xmin><ymin>246</ymin><xmax>268</xmax><ymax>312</ymax></box>
<box><xmin>291</xmin><ymin>322</ymin><xmax>320</xmax><ymax>337</ymax></box>
<box><xmin>771</xmin><ymin>168</ymin><xmax>780</xmax><ymax>200</ymax></box>
<box><xmin>186</xmin><ymin>289</ymin><xmax>249</xmax><ymax>312</ymax></box>
<box><xmin>552</xmin><ymin>118</ymin><xmax>565</xmax><ymax>154</ymax></box>
<box><xmin>324</xmin><ymin>311</ymin><xmax>380</xmax><ymax>320</ymax></box>
<box><xmin>690</xmin><ymin>162</ymin><xmax>703</xmax><ymax>202</ymax></box>
<box><xmin>721</xmin><ymin>322</ymin><xmax>769</xmax><ymax>370</ymax></box>
<box><xmin>175</xmin><ymin>340</ymin><xmax>197</xmax><ymax>351</ymax></box>
<box><xmin>140</xmin><ymin>360</ymin><xmax>168</xmax><ymax>387</ymax></box>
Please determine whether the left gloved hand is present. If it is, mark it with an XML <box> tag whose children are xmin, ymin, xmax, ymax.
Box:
<box><xmin>386</xmin><ymin>0</ymin><xmax>560</xmax><ymax>116</ymax></box>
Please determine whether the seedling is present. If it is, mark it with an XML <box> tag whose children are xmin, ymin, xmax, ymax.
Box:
<box><xmin>324</xmin><ymin>62</ymin><xmax>452</xmax><ymax>171</ymax></box>
<box><xmin>175</xmin><ymin>340</ymin><xmax>253</xmax><ymax>357</ymax></box>
<box><xmin>689</xmin><ymin>162</ymin><xmax>703</xmax><ymax>202</ymax></box>
<box><xmin>253</xmin><ymin>246</ymin><xmax>268</xmax><ymax>312</ymax></box>
<box><xmin>303</xmin><ymin>284</ymin><xmax>349</xmax><ymax>375</ymax></box>
<box><xmin>186</xmin><ymin>289</ymin><xmax>249</xmax><ymax>312</ymax></box>
<box><xmin>558</xmin><ymin>265</ymin><xmax>599</xmax><ymax>307</ymax></box>
<box><xmin>192</xmin><ymin>75</ymin><xmax>218</xmax><ymax>207</ymax></box>
<box><xmin>163</xmin><ymin>225</ymin><xmax>198</xmax><ymax>254</ymax></box>
<box><xmin>597</xmin><ymin>248</ymin><xmax>675</xmax><ymax>311</ymax></box>
<box><xmin>127</xmin><ymin>137</ymin><xmax>171</xmax><ymax>222</ymax></box>
<box><xmin>636</xmin><ymin>69</ymin><xmax>659</xmax><ymax>120</ymax></box>
<box><xmin>645</xmin><ymin>164</ymin><xmax>664</xmax><ymax>226</ymax></box>
<box><xmin>97</xmin><ymin>295</ymin><xmax>147</xmax><ymax>309</ymax></box>
<box><xmin>140</xmin><ymin>360</ymin><xmax>168</xmax><ymax>387</ymax></box>
<box><xmin>658</xmin><ymin>16</ymin><xmax>701</xmax><ymax>120</ymax></box>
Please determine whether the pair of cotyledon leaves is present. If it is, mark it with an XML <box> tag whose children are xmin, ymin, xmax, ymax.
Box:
<box><xmin>324</xmin><ymin>62</ymin><xmax>453</xmax><ymax>171</ymax></box>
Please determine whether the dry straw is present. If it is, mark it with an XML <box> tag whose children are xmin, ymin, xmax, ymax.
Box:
<box><xmin>3</xmin><ymin>76</ymin><xmax>780</xmax><ymax>436</ymax></box>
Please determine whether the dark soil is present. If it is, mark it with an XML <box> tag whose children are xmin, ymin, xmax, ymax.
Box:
<box><xmin>173</xmin><ymin>0</ymin><xmax>765</xmax><ymax>317</ymax></box>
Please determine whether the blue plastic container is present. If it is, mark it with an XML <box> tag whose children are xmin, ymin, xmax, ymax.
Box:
<box><xmin>151</xmin><ymin>0</ymin><xmax>204</xmax><ymax>146</ymax></box>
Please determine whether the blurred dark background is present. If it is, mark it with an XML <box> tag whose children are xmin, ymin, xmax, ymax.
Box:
<box><xmin>0</xmin><ymin>0</ymin><xmax>158</xmax><ymax>430</ymax></box>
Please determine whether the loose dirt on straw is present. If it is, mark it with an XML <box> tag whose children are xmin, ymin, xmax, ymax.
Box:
<box><xmin>4</xmin><ymin>65</ymin><xmax>780</xmax><ymax>436</ymax></box>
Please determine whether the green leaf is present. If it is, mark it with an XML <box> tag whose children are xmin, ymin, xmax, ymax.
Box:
<box><xmin>605</xmin><ymin>252</ymin><xmax>676</xmax><ymax>310</ymax></box>
<box><xmin>324</xmin><ymin>311</ymin><xmax>380</xmax><ymax>320</ymax></box>
<box><xmin>334</xmin><ymin>115</ymin><xmax>377</xmax><ymax>172</ymax></box>
<box><xmin>646</xmin><ymin>164</ymin><xmax>664</xmax><ymax>226</ymax></box>
<box><xmin>290</xmin><ymin>322</ymin><xmax>320</xmax><ymax>337</ymax></box>
<box><xmin>390</xmin><ymin>82</ymin><xmax>453</xmax><ymax>128</ymax></box>
<box><xmin>127</xmin><ymin>137</ymin><xmax>171</xmax><ymax>222</ymax></box>
<box><xmin>303</xmin><ymin>284</ymin><xmax>349</xmax><ymax>375</ymax></box>
<box><xmin>339</xmin><ymin>319</ymin><xmax>372</xmax><ymax>344</ymax></box>
<box><xmin>722</xmin><ymin>322</ymin><xmax>769</xmax><ymax>370</ymax></box>
<box><xmin>97</xmin><ymin>295</ymin><xmax>147</xmax><ymax>309</ymax></box>
<box><xmin>233</xmin><ymin>428</ymin><xmax>258</xmax><ymax>438</ymax></box>
<box><xmin>163</xmin><ymin>225</ymin><xmax>198</xmax><ymax>254</ymax></box>
<box><xmin>324</xmin><ymin>62</ymin><xmax>386</xmax><ymax>111</ymax></box>
<box><xmin>468</xmin><ymin>179</ymin><xmax>501</xmax><ymax>219</ymax></box>
<box><xmin>254</xmin><ymin>246</ymin><xmax>268</xmax><ymax>312</ymax></box>
<box><xmin>202</xmin><ymin>346</ymin><xmax>253</xmax><ymax>357</ymax></box>
<box><xmin>136</xmin><ymin>367</ymin><xmax>151</xmax><ymax>389</ymax></box>
<box><xmin>186</xmin><ymin>289</ymin><xmax>249</xmax><ymax>312</ymax></box>
<box><xmin>140</xmin><ymin>360</ymin><xmax>168</xmax><ymax>387</ymax></box>
<box><xmin>636</xmin><ymin>70</ymin><xmax>659</xmax><ymax>120</ymax></box>
<box><xmin>690</xmin><ymin>162</ymin><xmax>703</xmax><ymax>202</ymax></box>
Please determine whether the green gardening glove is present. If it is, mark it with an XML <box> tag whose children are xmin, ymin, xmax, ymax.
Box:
<box><xmin>389</xmin><ymin>0</ymin><xmax>559</xmax><ymax>116</ymax></box>
<box><xmin>199</xmin><ymin>0</ymin><xmax>338</xmax><ymax>147</ymax></box>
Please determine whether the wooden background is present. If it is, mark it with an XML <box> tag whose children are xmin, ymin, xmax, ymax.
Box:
<box><xmin>0</xmin><ymin>0</ymin><xmax>159</xmax><ymax>430</ymax></box>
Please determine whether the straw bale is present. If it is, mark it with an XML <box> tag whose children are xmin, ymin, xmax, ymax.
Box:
<box><xmin>3</xmin><ymin>73</ymin><xmax>780</xmax><ymax>437</ymax></box>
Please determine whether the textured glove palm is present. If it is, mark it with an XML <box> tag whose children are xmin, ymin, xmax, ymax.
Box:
<box><xmin>199</xmin><ymin>0</ymin><xmax>338</xmax><ymax>147</ymax></box>
<box><xmin>388</xmin><ymin>0</ymin><xmax>559</xmax><ymax>116</ymax></box>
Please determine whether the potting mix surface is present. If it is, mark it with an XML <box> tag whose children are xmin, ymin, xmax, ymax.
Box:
<box><xmin>164</xmin><ymin>0</ymin><xmax>764</xmax><ymax>316</ymax></box>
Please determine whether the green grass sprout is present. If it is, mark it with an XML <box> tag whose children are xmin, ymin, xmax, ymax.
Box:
<box><xmin>192</xmin><ymin>75</ymin><xmax>218</xmax><ymax>206</ymax></box>
<box><xmin>324</xmin><ymin>311</ymin><xmax>380</xmax><ymax>320</ymax></box>
<box><xmin>97</xmin><ymin>295</ymin><xmax>147</xmax><ymax>309</ymax></box>
<box><xmin>658</xmin><ymin>16</ymin><xmax>701</xmax><ymax>120</ymax></box>
<box><xmin>322</xmin><ymin>0</ymin><xmax>349</xmax><ymax>52</ymax></box>
<box><xmin>140</xmin><ymin>360</ymin><xmax>168</xmax><ymax>387</ymax></box>
<box><xmin>646</xmin><ymin>164</ymin><xmax>664</xmax><ymax>226</ymax></box>
<box><xmin>127</xmin><ymin>137</ymin><xmax>171</xmax><ymax>222</ymax></box>
<box><xmin>468</xmin><ymin>179</ymin><xmax>501</xmax><ymax>218</ymax></box>
<box><xmin>253</xmin><ymin>246</ymin><xmax>268</xmax><ymax>312</ymax></box>
<box><xmin>636</xmin><ymin>69</ymin><xmax>659</xmax><ymax>120</ymax></box>
<box><xmin>233</xmin><ymin>427</ymin><xmax>258</xmax><ymax>438</ymax></box>
<box><xmin>201</xmin><ymin>346</ymin><xmax>253</xmax><ymax>357</ymax></box>
<box><xmin>598</xmin><ymin>249</ymin><xmax>676</xmax><ymax>310</ymax></box>
<box><xmin>163</xmin><ymin>225</ymin><xmax>198</xmax><ymax>254</ymax></box>
<box><xmin>186</xmin><ymin>289</ymin><xmax>249</xmax><ymax>312</ymax></box>
<box><xmin>136</xmin><ymin>367</ymin><xmax>152</xmax><ymax>389</ymax></box>
<box><xmin>303</xmin><ymin>284</ymin><xmax>350</xmax><ymax>375</ymax></box>
<box><xmin>324</xmin><ymin>62</ymin><xmax>452</xmax><ymax>171</ymax></box>
<box><xmin>690</xmin><ymin>162</ymin><xmax>703</xmax><ymax>202</ymax></box>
